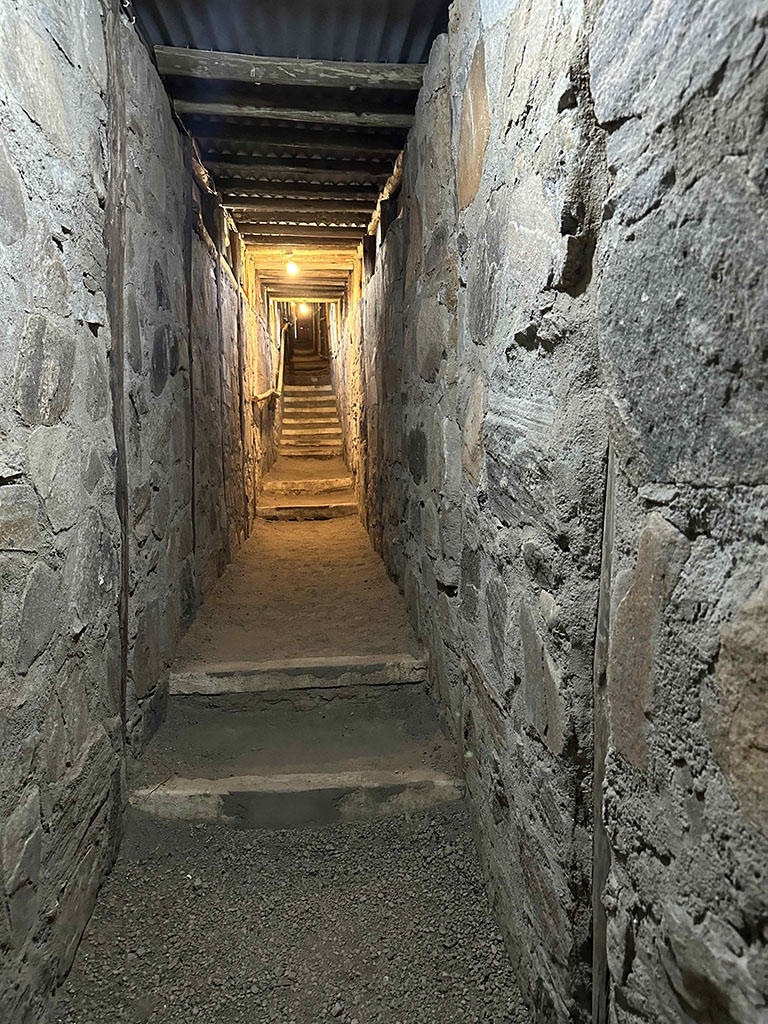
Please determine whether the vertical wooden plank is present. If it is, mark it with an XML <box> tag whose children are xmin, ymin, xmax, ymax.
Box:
<box><xmin>363</xmin><ymin>234</ymin><xmax>377</xmax><ymax>283</ymax></box>
<box><xmin>102</xmin><ymin>0</ymin><xmax>128</xmax><ymax>732</ymax></box>
<box><xmin>377</xmin><ymin>198</ymin><xmax>399</xmax><ymax>245</ymax></box>
<box><xmin>592</xmin><ymin>440</ymin><xmax>615</xmax><ymax>1024</ymax></box>
<box><xmin>214</xmin><ymin>257</ymin><xmax>232</xmax><ymax>562</ymax></box>
<box><xmin>182</xmin><ymin>139</ymin><xmax>198</xmax><ymax>555</ymax></box>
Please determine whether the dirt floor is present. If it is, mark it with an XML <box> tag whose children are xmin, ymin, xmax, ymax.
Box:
<box><xmin>53</xmin><ymin>804</ymin><xmax>529</xmax><ymax>1024</ymax></box>
<box><xmin>174</xmin><ymin>518</ymin><xmax>421</xmax><ymax>669</ymax></box>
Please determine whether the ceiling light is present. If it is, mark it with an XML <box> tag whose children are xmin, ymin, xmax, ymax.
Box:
<box><xmin>299</xmin><ymin>303</ymin><xmax>309</xmax><ymax>314</ymax></box>
<box><xmin>286</xmin><ymin>260</ymin><xmax>299</xmax><ymax>275</ymax></box>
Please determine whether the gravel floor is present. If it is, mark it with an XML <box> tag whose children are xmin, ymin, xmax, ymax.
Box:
<box><xmin>54</xmin><ymin>804</ymin><xmax>529</xmax><ymax>1024</ymax></box>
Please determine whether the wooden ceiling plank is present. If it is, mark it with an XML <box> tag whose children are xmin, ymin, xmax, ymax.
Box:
<box><xmin>219</xmin><ymin>180</ymin><xmax>380</xmax><ymax>202</ymax></box>
<box><xmin>239</xmin><ymin>224</ymin><xmax>363</xmax><ymax>237</ymax></box>
<box><xmin>202</xmin><ymin>151</ymin><xmax>391</xmax><ymax>177</ymax></box>
<box><xmin>174</xmin><ymin>99</ymin><xmax>414</xmax><ymax>130</ymax></box>
<box><xmin>188</xmin><ymin>124</ymin><xmax>405</xmax><ymax>156</ymax></box>
<box><xmin>236</xmin><ymin>219</ymin><xmax>369</xmax><ymax>230</ymax></box>
<box><xmin>155</xmin><ymin>46</ymin><xmax>424</xmax><ymax>92</ymax></box>
<box><xmin>209</xmin><ymin>161</ymin><xmax>388</xmax><ymax>185</ymax></box>
<box><xmin>243</xmin><ymin>235</ymin><xmax>362</xmax><ymax>247</ymax></box>
<box><xmin>227</xmin><ymin>199</ymin><xmax>374</xmax><ymax>216</ymax></box>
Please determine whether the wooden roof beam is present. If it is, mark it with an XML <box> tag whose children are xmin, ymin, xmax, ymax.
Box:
<box><xmin>226</xmin><ymin>199</ymin><xmax>374</xmax><ymax>217</ymax></box>
<box><xmin>250</xmin><ymin>253</ymin><xmax>358</xmax><ymax>264</ymax></box>
<box><xmin>174</xmin><ymin>99</ymin><xmax>414</xmax><ymax>130</ymax></box>
<box><xmin>235</xmin><ymin>218</ymin><xmax>369</xmax><ymax>230</ymax></box>
<box><xmin>202</xmin><ymin>151</ymin><xmax>393</xmax><ymax>177</ymax></box>
<box><xmin>240</xmin><ymin>224</ymin><xmax>363</xmax><ymax>239</ymax></box>
<box><xmin>209</xmin><ymin>161</ymin><xmax>388</xmax><ymax>186</ymax></box>
<box><xmin>260</xmin><ymin>275</ymin><xmax>351</xmax><ymax>285</ymax></box>
<box><xmin>155</xmin><ymin>46</ymin><xmax>424</xmax><ymax>92</ymax></box>
<box><xmin>219</xmin><ymin>180</ymin><xmax>380</xmax><ymax>202</ymax></box>
<box><xmin>245</xmin><ymin>240</ymin><xmax>361</xmax><ymax>250</ymax></box>
<box><xmin>269</xmin><ymin>293</ymin><xmax>345</xmax><ymax>301</ymax></box>
<box><xmin>187</xmin><ymin>124</ymin><xmax>405</xmax><ymax>156</ymax></box>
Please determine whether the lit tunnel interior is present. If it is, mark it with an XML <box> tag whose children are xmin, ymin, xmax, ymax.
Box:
<box><xmin>2</xmin><ymin>1</ymin><xmax>766</xmax><ymax>1023</ymax></box>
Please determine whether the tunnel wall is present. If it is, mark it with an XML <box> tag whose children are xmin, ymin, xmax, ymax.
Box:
<box><xmin>121</xmin><ymin>25</ymin><xmax>279</xmax><ymax>749</ymax></box>
<box><xmin>332</xmin><ymin>2</ymin><xmax>768</xmax><ymax>1021</ymax></box>
<box><xmin>0</xmin><ymin>4</ymin><xmax>278</xmax><ymax>1018</ymax></box>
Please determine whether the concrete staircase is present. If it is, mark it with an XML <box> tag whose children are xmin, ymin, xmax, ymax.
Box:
<box><xmin>130</xmin><ymin>517</ymin><xmax>462</xmax><ymax>830</ymax></box>
<box><xmin>258</xmin><ymin>348</ymin><xmax>355</xmax><ymax>520</ymax></box>
<box><xmin>129</xmin><ymin>344</ymin><xmax>461</xmax><ymax>830</ymax></box>
<box><xmin>257</xmin><ymin>454</ymin><xmax>357</xmax><ymax>520</ymax></box>
<box><xmin>279</xmin><ymin>383</ymin><xmax>344</xmax><ymax>458</ymax></box>
<box><xmin>130</xmin><ymin>659</ymin><xmax>461</xmax><ymax>830</ymax></box>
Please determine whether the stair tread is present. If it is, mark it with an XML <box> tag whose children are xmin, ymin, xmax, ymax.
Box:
<box><xmin>282</xmin><ymin>427</ymin><xmax>342</xmax><ymax>436</ymax></box>
<box><xmin>131</xmin><ymin>693</ymin><xmax>453</xmax><ymax>788</ymax></box>
<box><xmin>170</xmin><ymin>653</ymin><xmax>427</xmax><ymax>694</ymax></box>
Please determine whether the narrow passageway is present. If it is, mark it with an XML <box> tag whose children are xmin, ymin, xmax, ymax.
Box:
<box><xmin>3</xmin><ymin>1</ymin><xmax>765</xmax><ymax>1022</ymax></box>
<box><xmin>54</xmin><ymin>365</ymin><xmax>524</xmax><ymax>1022</ymax></box>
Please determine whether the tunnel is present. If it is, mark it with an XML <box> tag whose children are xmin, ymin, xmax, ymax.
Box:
<box><xmin>1</xmin><ymin>1</ymin><xmax>767</xmax><ymax>1022</ymax></box>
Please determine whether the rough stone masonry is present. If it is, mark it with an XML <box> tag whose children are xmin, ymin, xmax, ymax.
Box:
<box><xmin>331</xmin><ymin>0</ymin><xmax>768</xmax><ymax>1022</ymax></box>
<box><xmin>0</xmin><ymin>2</ymin><xmax>278</xmax><ymax>1019</ymax></box>
<box><xmin>0</xmin><ymin>0</ymin><xmax>767</xmax><ymax>1023</ymax></box>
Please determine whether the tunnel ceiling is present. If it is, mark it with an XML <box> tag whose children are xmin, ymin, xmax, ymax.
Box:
<box><xmin>131</xmin><ymin>0</ymin><xmax>447</xmax><ymax>300</ymax></box>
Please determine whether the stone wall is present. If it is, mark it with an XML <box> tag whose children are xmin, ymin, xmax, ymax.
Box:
<box><xmin>332</xmin><ymin>2</ymin><xmax>768</xmax><ymax>1021</ymax></box>
<box><xmin>121</xmin><ymin>26</ymin><xmax>278</xmax><ymax>749</ymax></box>
<box><xmin>591</xmin><ymin>2</ymin><xmax>768</xmax><ymax>1021</ymax></box>
<box><xmin>0</xmin><ymin>5</ymin><xmax>277</xmax><ymax>1019</ymax></box>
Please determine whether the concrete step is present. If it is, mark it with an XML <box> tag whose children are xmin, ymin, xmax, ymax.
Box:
<box><xmin>262</xmin><ymin>475</ymin><xmax>352</xmax><ymax>495</ymax></box>
<box><xmin>281</xmin><ymin>433</ymin><xmax>341</xmax><ymax>443</ymax></box>
<box><xmin>284</xmin><ymin>385</ymin><xmax>333</xmax><ymax>394</ymax></box>
<box><xmin>284</xmin><ymin>402</ymin><xmax>337</xmax><ymax>411</ymax></box>
<box><xmin>283</xmin><ymin>407</ymin><xmax>338</xmax><ymax>413</ymax></box>
<box><xmin>131</xmin><ymin>770</ymin><xmax>463</xmax><ymax>829</ymax></box>
<box><xmin>283</xmin><ymin>409</ymin><xmax>339</xmax><ymax>420</ymax></box>
<box><xmin>256</xmin><ymin>499</ymin><xmax>357</xmax><ymax>521</ymax></box>
<box><xmin>284</xmin><ymin>392</ymin><xmax>335</xmax><ymax>401</ymax></box>
<box><xmin>282</xmin><ymin>420</ymin><xmax>340</xmax><ymax>432</ymax></box>
<box><xmin>283</xmin><ymin>392</ymin><xmax>336</xmax><ymax>401</ymax></box>
<box><xmin>280</xmin><ymin>445</ymin><xmax>344</xmax><ymax>457</ymax></box>
<box><xmin>279</xmin><ymin>452</ymin><xmax>344</xmax><ymax>461</ymax></box>
<box><xmin>129</xmin><ymin>681</ymin><xmax>461</xmax><ymax>828</ymax></box>
<box><xmin>170</xmin><ymin>653</ymin><xmax>427</xmax><ymax>696</ymax></box>
<box><xmin>282</xmin><ymin>424</ymin><xmax>342</xmax><ymax>435</ymax></box>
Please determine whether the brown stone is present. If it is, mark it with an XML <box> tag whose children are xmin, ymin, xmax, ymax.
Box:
<box><xmin>607</xmin><ymin>513</ymin><xmax>689</xmax><ymax>769</ymax></box>
<box><xmin>461</xmin><ymin>376</ymin><xmax>485</xmax><ymax>485</ymax></box>
<box><xmin>520</xmin><ymin>602</ymin><xmax>564</xmax><ymax>755</ymax></box>
<box><xmin>0</xmin><ymin>134</ymin><xmax>26</xmax><ymax>246</ymax></box>
<box><xmin>457</xmin><ymin>39</ymin><xmax>491</xmax><ymax>211</ymax></box>
<box><xmin>709</xmin><ymin>576</ymin><xmax>768</xmax><ymax>835</ymax></box>
<box><xmin>14</xmin><ymin>315</ymin><xmax>74</xmax><ymax>427</ymax></box>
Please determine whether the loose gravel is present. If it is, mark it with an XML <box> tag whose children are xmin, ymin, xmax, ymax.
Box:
<box><xmin>54</xmin><ymin>804</ymin><xmax>529</xmax><ymax>1024</ymax></box>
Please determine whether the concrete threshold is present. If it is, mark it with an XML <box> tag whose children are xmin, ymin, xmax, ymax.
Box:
<box><xmin>256</xmin><ymin>501</ymin><xmax>357</xmax><ymax>521</ymax></box>
<box><xmin>130</xmin><ymin>769</ymin><xmax>464</xmax><ymax>828</ymax></box>
<box><xmin>262</xmin><ymin>476</ymin><xmax>352</xmax><ymax>495</ymax></box>
<box><xmin>280</xmin><ymin>448</ymin><xmax>343</xmax><ymax>457</ymax></box>
<box><xmin>170</xmin><ymin>653</ymin><xmax>427</xmax><ymax>695</ymax></box>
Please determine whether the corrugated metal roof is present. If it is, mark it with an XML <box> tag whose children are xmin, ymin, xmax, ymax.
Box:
<box><xmin>130</xmin><ymin>0</ymin><xmax>444</xmax><ymax>280</ymax></box>
<box><xmin>132</xmin><ymin>0</ymin><xmax>448</xmax><ymax>65</ymax></box>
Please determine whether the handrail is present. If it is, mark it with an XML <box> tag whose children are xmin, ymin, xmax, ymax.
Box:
<box><xmin>252</xmin><ymin>321</ymin><xmax>287</xmax><ymax>405</ymax></box>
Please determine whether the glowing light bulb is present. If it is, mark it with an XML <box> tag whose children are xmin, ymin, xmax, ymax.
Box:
<box><xmin>286</xmin><ymin>261</ymin><xmax>299</xmax><ymax>275</ymax></box>
<box><xmin>299</xmin><ymin>303</ymin><xmax>309</xmax><ymax>314</ymax></box>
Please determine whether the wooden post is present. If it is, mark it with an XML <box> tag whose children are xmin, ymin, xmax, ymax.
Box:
<box><xmin>363</xmin><ymin>234</ymin><xmax>377</xmax><ymax>283</ymax></box>
<box><xmin>377</xmin><ymin>197</ymin><xmax>399</xmax><ymax>246</ymax></box>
